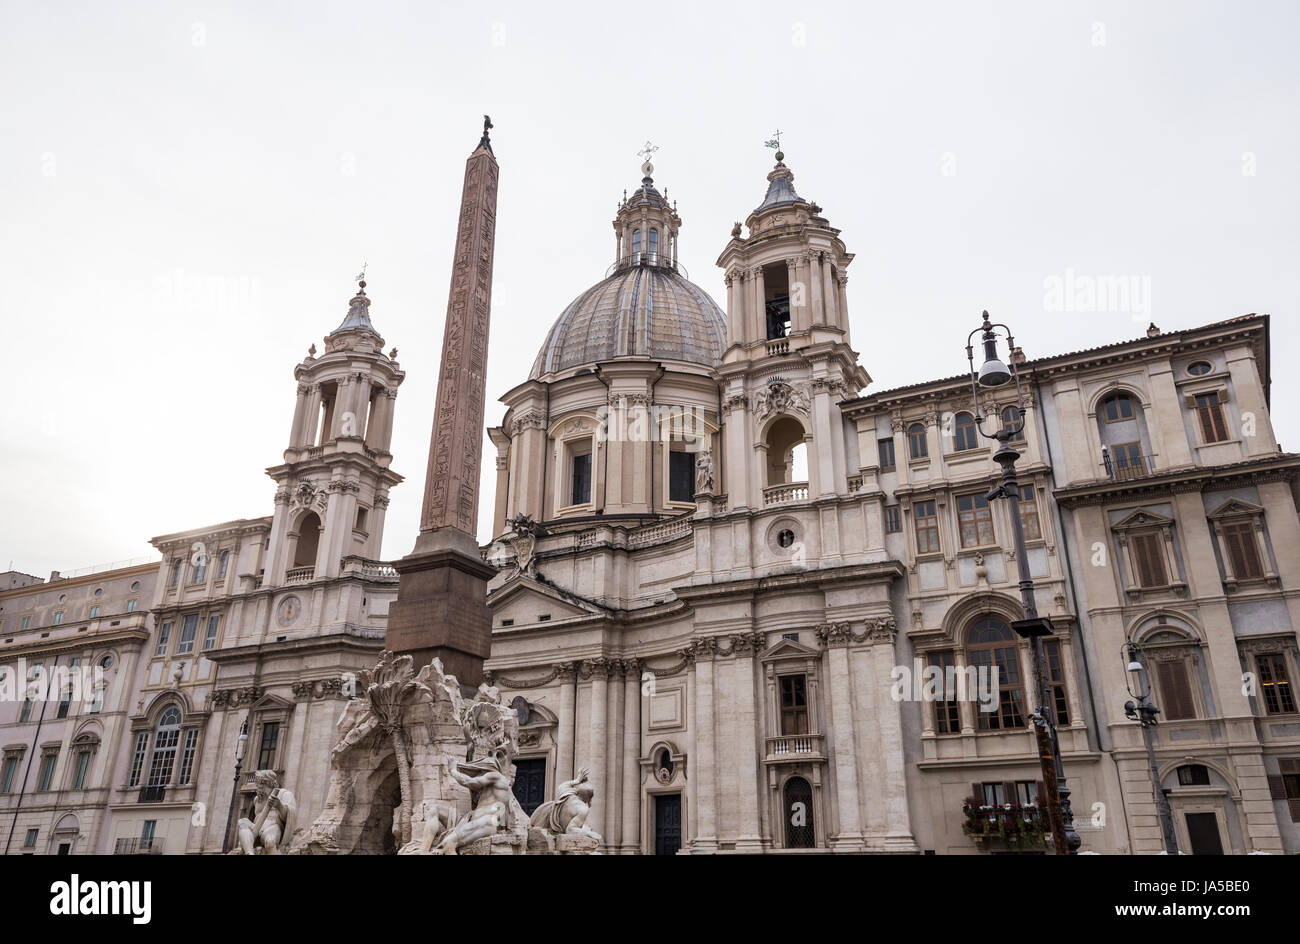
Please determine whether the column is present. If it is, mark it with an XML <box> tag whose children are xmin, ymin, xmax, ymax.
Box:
<box><xmin>836</xmin><ymin>274</ymin><xmax>850</xmax><ymax>335</ymax></box>
<box><xmin>302</xmin><ymin>384</ymin><xmax>323</xmax><ymax>446</ymax></box>
<box><xmin>787</xmin><ymin>258</ymin><xmax>803</xmax><ymax>332</ymax></box>
<box><xmin>621</xmin><ymin>659</ymin><xmax>642</xmax><ymax>854</ymax></box>
<box><xmin>556</xmin><ymin>663</ymin><xmax>576</xmax><ymax>781</ymax></box>
<box><xmin>604</xmin><ymin>397</ymin><xmax>625</xmax><ymax>510</ymax></box>
<box><xmin>752</xmin><ymin>266</ymin><xmax>766</xmax><ymax>342</ymax></box>
<box><xmin>891</xmin><ymin>415</ymin><xmax>911</xmax><ymax>487</ymax></box>
<box><xmin>871</xmin><ymin>631</ymin><xmax>916</xmax><ymax>849</ymax></box>
<box><xmin>605</xmin><ymin>660</ymin><xmax>624</xmax><ymax>852</ymax></box>
<box><xmin>692</xmin><ymin>648</ymin><xmax>718</xmax><ymax>850</ymax></box>
<box><xmin>825</xmin><ymin>637</ymin><xmax>865</xmax><ymax>849</ymax></box>
<box><xmin>734</xmin><ymin>639</ymin><xmax>762</xmax><ymax>848</ymax></box>
<box><xmin>588</xmin><ymin>660</ymin><xmax>609</xmax><ymax>843</ymax></box>
<box><xmin>822</xmin><ymin>258</ymin><xmax>839</xmax><ymax>328</ymax></box>
<box><xmin>289</xmin><ymin>383</ymin><xmax>310</xmax><ymax>446</ymax></box>
<box><xmin>807</xmin><ymin>251</ymin><xmax>824</xmax><ymax>326</ymax></box>
<box><xmin>726</xmin><ymin>273</ymin><xmax>742</xmax><ymax>346</ymax></box>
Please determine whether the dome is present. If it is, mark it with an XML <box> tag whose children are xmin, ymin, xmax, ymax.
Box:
<box><xmin>529</xmin><ymin>263</ymin><xmax>727</xmax><ymax>379</ymax></box>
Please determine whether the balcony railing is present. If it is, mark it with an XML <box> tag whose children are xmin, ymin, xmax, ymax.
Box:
<box><xmin>604</xmin><ymin>252</ymin><xmax>688</xmax><ymax>280</ymax></box>
<box><xmin>961</xmin><ymin>801</ymin><xmax>1050</xmax><ymax>850</ymax></box>
<box><xmin>764</xmin><ymin>733</ymin><xmax>825</xmax><ymax>761</ymax></box>
<box><xmin>339</xmin><ymin>556</ymin><xmax>398</xmax><ymax>582</ymax></box>
<box><xmin>763</xmin><ymin>482</ymin><xmax>809</xmax><ymax>506</ymax></box>
<box><xmin>284</xmin><ymin>566</ymin><xmax>315</xmax><ymax>584</ymax></box>
<box><xmin>137</xmin><ymin>785</ymin><xmax>166</xmax><ymax>803</ymax></box>
<box><xmin>114</xmin><ymin>837</ymin><xmax>162</xmax><ymax>854</ymax></box>
<box><xmin>1102</xmin><ymin>453</ymin><xmax>1157</xmax><ymax>482</ymax></box>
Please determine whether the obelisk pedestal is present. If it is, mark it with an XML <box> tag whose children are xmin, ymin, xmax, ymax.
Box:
<box><xmin>387</xmin><ymin>121</ymin><xmax>499</xmax><ymax>684</ymax></box>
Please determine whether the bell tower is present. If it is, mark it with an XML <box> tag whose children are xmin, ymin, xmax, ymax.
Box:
<box><xmin>714</xmin><ymin>145</ymin><xmax>869</xmax><ymax>511</ymax></box>
<box><xmin>264</xmin><ymin>279</ymin><xmax>405</xmax><ymax>587</ymax></box>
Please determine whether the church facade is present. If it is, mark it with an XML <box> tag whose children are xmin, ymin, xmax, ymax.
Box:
<box><xmin>1</xmin><ymin>146</ymin><xmax>1298</xmax><ymax>854</ymax></box>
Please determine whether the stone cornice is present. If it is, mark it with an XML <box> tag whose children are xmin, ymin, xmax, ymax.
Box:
<box><xmin>1053</xmin><ymin>455</ymin><xmax>1300</xmax><ymax>508</ymax></box>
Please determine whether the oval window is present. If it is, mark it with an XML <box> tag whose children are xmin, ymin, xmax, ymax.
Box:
<box><xmin>1187</xmin><ymin>361</ymin><xmax>1212</xmax><ymax>376</ymax></box>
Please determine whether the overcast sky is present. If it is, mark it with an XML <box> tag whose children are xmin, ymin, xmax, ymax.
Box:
<box><xmin>1</xmin><ymin>0</ymin><xmax>1296</xmax><ymax>578</ymax></box>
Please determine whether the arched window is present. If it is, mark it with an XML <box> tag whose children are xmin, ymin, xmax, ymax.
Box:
<box><xmin>966</xmin><ymin>617</ymin><xmax>1026</xmax><ymax>731</ymax></box>
<box><xmin>632</xmin><ymin>228</ymin><xmax>641</xmax><ymax>259</ymax></box>
<box><xmin>144</xmin><ymin>707</ymin><xmax>182</xmax><ymax>794</ymax></box>
<box><xmin>169</xmin><ymin>559</ymin><xmax>183</xmax><ymax>588</ymax></box>
<box><xmin>648</xmin><ymin>228</ymin><xmax>658</xmax><ymax>263</ymax></box>
<box><xmin>218</xmin><ymin>550</ymin><xmax>230</xmax><ymax>579</ymax></box>
<box><xmin>1101</xmin><ymin>394</ymin><xmax>1135</xmax><ymax>423</ymax></box>
<box><xmin>783</xmin><ymin>776</ymin><xmax>815</xmax><ymax>848</ymax></box>
<box><xmin>952</xmin><ymin>412</ymin><xmax>978</xmax><ymax>451</ymax></box>
<box><xmin>1001</xmin><ymin>405</ymin><xmax>1025</xmax><ymax>443</ymax></box>
<box><xmin>192</xmin><ymin>554</ymin><xmax>207</xmax><ymax>585</ymax></box>
<box><xmin>908</xmin><ymin>423</ymin><xmax>928</xmax><ymax>460</ymax></box>
<box><xmin>294</xmin><ymin>513</ymin><xmax>322</xmax><ymax>570</ymax></box>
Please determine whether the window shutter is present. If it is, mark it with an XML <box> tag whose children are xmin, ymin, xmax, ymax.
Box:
<box><xmin>1001</xmin><ymin>781</ymin><xmax>1017</xmax><ymax>804</ymax></box>
<box><xmin>1157</xmin><ymin>660</ymin><xmax>1196</xmax><ymax>720</ymax></box>
<box><xmin>1267</xmin><ymin>774</ymin><xmax>1288</xmax><ymax>800</ymax></box>
<box><xmin>971</xmin><ymin>782</ymin><xmax>984</xmax><ymax>805</ymax></box>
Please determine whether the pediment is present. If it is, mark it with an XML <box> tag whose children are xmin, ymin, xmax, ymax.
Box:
<box><xmin>760</xmin><ymin>637</ymin><xmax>821</xmax><ymax>663</ymax></box>
<box><xmin>249</xmin><ymin>692</ymin><xmax>295</xmax><ymax>712</ymax></box>
<box><xmin>1112</xmin><ymin>509</ymin><xmax>1175</xmax><ymax>531</ymax></box>
<box><xmin>1207</xmin><ymin>498</ymin><xmax>1264</xmax><ymax>520</ymax></box>
<box><xmin>487</xmin><ymin>574</ymin><xmax>608</xmax><ymax>626</ymax></box>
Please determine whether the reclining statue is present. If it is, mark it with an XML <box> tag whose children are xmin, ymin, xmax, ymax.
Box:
<box><xmin>528</xmin><ymin>766</ymin><xmax>601</xmax><ymax>841</ymax></box>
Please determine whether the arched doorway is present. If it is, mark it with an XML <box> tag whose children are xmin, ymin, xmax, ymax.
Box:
<box><xmin>783</xmin><ymin>776</ymin><xmax>815</xmax><ymax>848</ymax></box>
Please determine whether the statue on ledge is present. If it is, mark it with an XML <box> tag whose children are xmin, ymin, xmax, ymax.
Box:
<box><xmin>529</xmin><ymin>766</ymin><xmax>601</xmax><ymax>843</ymax></box>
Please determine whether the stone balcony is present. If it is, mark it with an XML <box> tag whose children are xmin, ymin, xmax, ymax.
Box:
<box><xmin>763</xmin><ymin>481</ymin><xmax>809</xmax><ymax>506</ymax></box>
<box><xmin>763</xmin><ymin>732</ymin><xmax>826</xmax><ymax>764</ymax></box>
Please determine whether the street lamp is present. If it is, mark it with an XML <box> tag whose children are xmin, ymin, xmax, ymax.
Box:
<box><xmin>1123</xmin><ymin>643</ymin><xmax>1179</xmax><ymax>854</ymax></box>
<box><xmin>965</xmin><ymin>310</ymin><xmax>1081</xmax><ymax>854</ymax></box>
<box><xmin>221</xmin><ymin>718</ymin><xmax>249</xmax><ymax>854</ymax></box>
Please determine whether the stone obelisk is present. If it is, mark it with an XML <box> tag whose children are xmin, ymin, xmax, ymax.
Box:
<box><xmin>387</xmin><ymin>118</ymin><xmax>499</xmax><ymax>683</ymax></box>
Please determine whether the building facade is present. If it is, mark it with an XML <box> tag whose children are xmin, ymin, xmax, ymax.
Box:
<box><xmin>2</xmin><ymin>148</ymin><xmax>1297</xmax><ymax>854</ymax></box>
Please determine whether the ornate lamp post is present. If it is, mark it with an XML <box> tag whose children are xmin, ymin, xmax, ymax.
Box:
<box><xmin>221</xmin><ymin>718</ymin><xmax>249</xmax><ymax>854</ymax></box>
<box><xmin>965</xmin><ymin>311</ymin><xmax>1080</xmax><ymax>854</ymax></box>
<box><xmin>1124</xmin><ymin>644</ymin><xmax>1179</xmax><ymax>854</ymax></box>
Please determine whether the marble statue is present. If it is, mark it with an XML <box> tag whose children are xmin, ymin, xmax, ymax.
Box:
<box><xmin>694</xmin><ymin>450</ymin><xmax>714</xmax><ymax>494</ymax></box>
<box><xmin>234</xmin><ymin>769</ymin><xmax>295</xmax><ymax>855</ymax></box>
<box><xmin>429</xmin><ymin>753</ymin><xmax>516</xmax><ymax>855</ymax></box>
<box><xmin>529</xmin><ymin>766</ymin><xmax>601</xmax><ymax>841</ymax></box>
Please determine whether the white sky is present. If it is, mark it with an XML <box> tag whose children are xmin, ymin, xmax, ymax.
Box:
<box><xmin>2</xmin><ymin>0</ymin><xmax>1297</xmax><ymax>577</ymax></box>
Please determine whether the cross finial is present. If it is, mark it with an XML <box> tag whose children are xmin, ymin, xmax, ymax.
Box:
<box><xmin>764</xmin><ymin>130</ymin><xmax>784</xmax><ymax>162</ymax></box>
<box><xmin>355</xmin><ymin>262</ymin><xmax>367</xmax><ymax>291</ymax></box>
<box><xmin>637</xmin><ymin>140</ymin><xmax>659</xmax><ymax>162</ymax></box>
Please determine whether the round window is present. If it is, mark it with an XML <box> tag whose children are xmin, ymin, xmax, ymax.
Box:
<box><xmin>130</xmin><ymin>581</ymin><xmax>140</xmax><ymax>592</ymax></box>
<box><xmin>99</xmin><ymin>654</ymin><xmax>113</xmax><ymax>669</ymax></box>
<box><xmin>58</xmin><ymin>594</ymin><xmax>66</xmax><ymax>603</ymax></box>
<box><xmin>94</xmin><ymin>588</ymin><xmax>103</xmax><ymax>597</ymax></box>
<box><xmin>777</xmin><ymin>529</ymin><xmax>796</xmax><ymax>548</ymax></box>
<box><xmin>1187</xmin><ymin>361</ymin><xmax>1212</xmax><ymax>376</ymax></box>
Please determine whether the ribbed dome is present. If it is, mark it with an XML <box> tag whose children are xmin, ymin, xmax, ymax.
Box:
<box><xmin>530</xmin><ymin>264</ymin><xmax>727</xmax><ymax>379</ymax></box>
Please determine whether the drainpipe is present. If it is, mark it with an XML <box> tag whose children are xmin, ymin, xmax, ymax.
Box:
<box><xmin>4</xmin><ymin>653</ymin><xmax>59</xmax><ymax>855</ymax></box>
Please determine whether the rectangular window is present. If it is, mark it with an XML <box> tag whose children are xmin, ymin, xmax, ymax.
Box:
<box><xmin>970</xmin><ymin>645</ymin><xmax>1026</xmax><ymax>731</ymax></box>
<box><xmin>1195</xmin><ymin>392</ymin><xmax>1229</xmax><ymax>443</ymax></box>
<box><xmin>1043</xmin><ymin>639</ymin><xmax>1070</xmax><ymax>725</ymax></box>
<box><xmin>72</xmin><ymin>749</ymin><xmax>91</xmax><ymax>789</ymax></box>
<box><xmin>1001</xmin><ymin>406</ymin><xmax>1025</xmax><ymax>443</ymax></box>
<box><xmin>908</xmin><ymin>424</ymin><xmax>928</xmax><ymax>460</ymax></box>
<box><xmin>668</xmin><ymin>449</ymin><xmax>694</xmax><ymax>503</ymax></box>
<box><xmin>258</xmin><ymin>721</ymin><xmax>281</xmax><ymax>770</ymax></box>
<box><xmin>878</xmin><ymin>438</ymin><xmax>896</xmax><ymax>470</ymax></box>
<box><xmin>1257</xmin><ymin>653</ymin><xmax>1297</xmax><ymax>715</ymax></box>
<box><xmin>1015</xmin><ymin>781</ymin><xmax>1041</xmax><ymax>805</ymax></box>
<box><xmin>928</xmin><ymin>651</ymin><xmax>961</xmax><ymax>734</ymax></box>
<box><xmin>1018</xmin><ymin>485</ymin><xmax>1042</xmax><ymax>541</ymax></box>
<box><xmin>19</xmin><ymin>615</ymin><xmax>31</xmax><ymax>631</ymax></box>
<box><xmin>884</xmin><ymin>505</ymin><xmax>901</xmax><ymax>534</ymax></box>
<box><xmin>1222</xmin><ymin>520</ymin><xmax>1264</xmax><ymax>580</ymax></box>
<box><xmin>1</xmin><ymin>756</ymin><xmax>19</xmax><ymax>793</ymax></box>
<box><xmin>914</xmin><ymin>500</ymin><xmax>940</xmax><ymax>554</ymax></box>
<box><xmin>178</xmin><ymin>729</ymin><xmax>199</xmax><ymax>785</ymax></box>
<box><xmin>1156</xmin><ymin>658</ymin><xmax>1196</xmax><ymax>721</ymax></box>
<box><xmin>56</xmin><ymin>657</ymin><xmax>80</xmax><ymax>718</ymax></box>
<box><xmin>140</xmin><ymin>820</ymin><xmax>156</xmax><ymax>848</ymax></box>
<box><xmin>1276</xmin><ymin>758</ymin><xmax>1300</xmax><ymax>823</ymax></box>
<box><xmin>146</xmin><ymin>726</ymin><xmax>179</xmax><ymax>788</ymax></box>
<box><xmin>177</xmin><ymin>613</ymin><xmax>198</xmax><ymax>654</ymax></box>
<box><xmin>779</xmin><ymin>675</ymin><xmax>809</xmax><ymax>736</ymax></box>
<box><xmin>88</xmin><ymin>605</ymin><xmax>100</xmax><ymax>619</ymax></box>
<box><xmin>1130</xmin><ymin>533</ymin><xmax>1168</xmax><ymax>588</ymax></box>
<box><xmin>570</xmin><ymin>449</ymin><xmax>592</xmax><ymax>506</ymax></box>
<box><xmin>128</xmin><ymin>731</ymin><xmax>148</xmax><ymax>787</ymax></box>
<box><xmin>155</xmin><ymin>620</ymin><xmax>172</xmax><ymax>657</ymax></box>
<box><xmin>37</xmin><ymin>752</ymin><xmax>57</xmax><ymax>791</ymax></box>
<box><xmin>126</xmin><ymin>599</ymin><xmax>137</xmax><ymax>612</ymax></box>
<box><xmin>217</xmin><ymin>551</ymin><xmax>230</xmax><ymax>579</ymax></box>
<box><xmin>170</xmin><ymin>560</ymin><xmax>182</xmax><ymax>588</ymax></box>
<box><xmin>1177</xmin><ymin>764</ymin><xmax>1211</xmax><ymax>786</ymax></box>
<box><xmin>204</xmin><ymin>614</ymin><xmax>220</xmax><ymax>650</ymax></box>
<box><xmin>24</xmin><ymin>828</ymin><xmax>38</xmax><ymax>848</ymax></box>
<box><xmin>52</xmin><ymin>611</ymin><xmax>64</xmax><ymax>625</ymax></box>
<box><xmin>355</xmin><ymin>506</ymin><xmax>369</xmax><ymax>531</ymax></box>
<box><xmin>957</xmin><ymin>493</ymin><xmax>995</xmax><ymax>548</ymax></box>
<box><xmin>19</xmin><ymin>662</ymin><xmax>40</xmax><ymax>723</ymax></box>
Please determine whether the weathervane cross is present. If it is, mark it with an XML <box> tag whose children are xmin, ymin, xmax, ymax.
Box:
<box><xmin>764</xmin><ymin>129</ymin><xmax>783</xmax><ymax>151</ymax></box>
<box><xmin>355</xmin><ymin>262</ymin><xmax>367</xmax><ymax>283</ymax></box>
<box><xmin>637</xmin><ymin>140</ymin><xmax>659</xmax><ymax>162</ymax></box>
